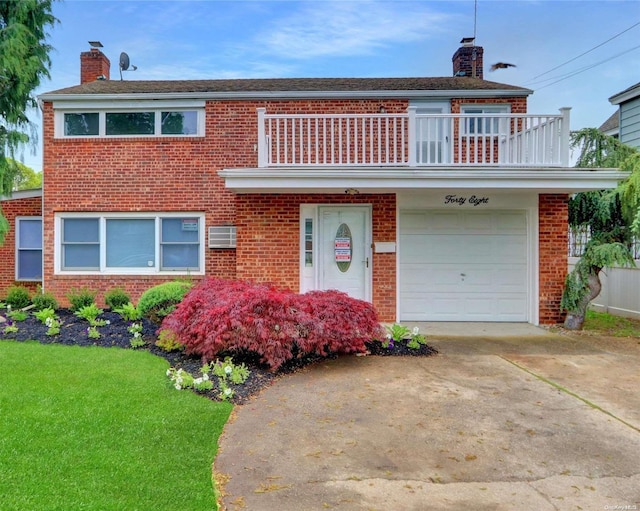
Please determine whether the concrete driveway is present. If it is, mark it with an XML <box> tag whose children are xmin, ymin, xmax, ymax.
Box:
<box><xmin>215</xmin><ymin>326</ymin><xmax>640</xmax><ymax>511</ymax></box>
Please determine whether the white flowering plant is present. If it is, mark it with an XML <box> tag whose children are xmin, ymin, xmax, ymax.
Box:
<box><xmin>35</xmin><ymin>307</ymin><xmax>61</xmax><ymax>336</ymax></box>
<box><xmin>128</xmin><ymin>322</ymin><xmax>145</xmax><ymax>348</ymax></box>
<box><xmin>209</xmin><ymin>357</ymin><xmax>251</xmax><ymax>385</ymax></box>
<box><xmin>166</xmin><ymin>367</ymin><xmax>214</xmax><ymax>392</ymax></box>
<box><xmin>166</xmin><ymin>356</ymin><xmax>250</xmax><ymax>401</ymax></box>
<box><xmin>384</xmin><ymin>324</ymin><xmax>427</xmax><ymax>350</ymax></box>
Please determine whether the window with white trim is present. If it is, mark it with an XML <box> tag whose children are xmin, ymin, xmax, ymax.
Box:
<box><xmin>57</xmin><ymin>107</ymin><xmax>204</xmax><ymax>138</ymax></box>
<box><xmin>461</xmin><ymin>105</ymin><xmax>510</xmax><ymax>135</ymax></box>
<box><xmin>16</xmin><ymin>217</ymin><xmax>42</xmax><ymax>281</ymax></box>
<box><xmin>58</xmin><ymin>214</ymin><xmax>204</xmax><ymax>274</ymax></box>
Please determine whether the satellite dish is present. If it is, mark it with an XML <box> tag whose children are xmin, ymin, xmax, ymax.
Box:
<box><xmin>119</xmin><ymin>52</ymin><xmax>130</xmax><ymax>71</ymax></box>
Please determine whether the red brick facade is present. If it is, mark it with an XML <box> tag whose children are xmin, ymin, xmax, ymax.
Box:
<box><xmin>538</xmin><ymin>194</ymin><xmax>569</xmax><ymax>324</ymax></box>
<box><xmin>0</xmin><ymin>91</ymin><xmax>567</xmax><ymax>323</ymax></box>
<box><xmin>0</xmin><ymin>194</ymin><xmax>42</xmax><ymax>294</ymax></box>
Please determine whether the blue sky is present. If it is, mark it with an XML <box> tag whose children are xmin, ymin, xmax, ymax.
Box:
<box><xmin>20</xmin><ymin>0</ymin><xmax>640</xmax><ymax>171</ymax></box>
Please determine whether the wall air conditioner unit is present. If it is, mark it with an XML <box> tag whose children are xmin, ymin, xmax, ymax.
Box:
<box><xmin>208</xmin><ymin>226</ymin><xmax>237</xmax><ymax>248</ymax></box>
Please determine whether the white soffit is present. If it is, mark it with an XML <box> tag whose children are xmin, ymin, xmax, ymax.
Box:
<box><xmin>218</xmin><ymin>168</ymin><xmax>628</xmax><ymax>194</ymax></box>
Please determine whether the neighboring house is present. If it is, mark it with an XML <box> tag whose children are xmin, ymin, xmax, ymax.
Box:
<box><xmin>598</xmin><ymin>110</ymin><xmax>619</xmax><ymax>139</ymax></box>
<box><xmin>0</xmin><ymin>38</ymin><xmax>626</xmax><ymax>324</ymax></box>
<box><xmin>609</xmin><ymin>81</ymin><xmax>640</xmax><ymax>148</ymax></box>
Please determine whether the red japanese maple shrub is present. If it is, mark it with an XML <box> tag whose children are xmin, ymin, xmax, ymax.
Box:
<box><xmin>161</xmin><ymin>278</ymin><xmax>383</xmax><ymax>371</ymax></box>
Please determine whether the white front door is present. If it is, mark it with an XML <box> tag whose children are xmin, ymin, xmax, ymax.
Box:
<box><xmin>319</xmin><ymin>206</ymin><xmax>371</xmax><ymax>301</ymax></box>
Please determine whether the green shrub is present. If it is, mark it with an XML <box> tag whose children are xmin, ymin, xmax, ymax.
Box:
<box><xmin>156</xmin><ymin>328</ymin><xmax>185</xmax><ymax>352</ymax></box>
<box><xmin>32</xmin><ymin>290</ymin><xmax>59</xmax><ymax>311</ymax></box>
<box><xmin>67</xmin><ymin>288</ymin><xmax>97</xmax><ymax>312</ymax></box>
<box><xmin>104</xmin><ymin>288</ymin><xmax>131</xmax><ymax>310</ymax></box>
<box><xmin>138</xmin><ymin>281</ymin><xmax>192</xmax><ymax>324</ymax></box>
<box><xmin>5</xmin><ymin>286</ymin><xmax>31</xmax><ymax>309</ymax></box>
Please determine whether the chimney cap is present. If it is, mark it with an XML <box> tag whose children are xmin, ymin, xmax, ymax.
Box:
<box><xmin>88</xmin><ymin>41</ymin><xmax>104</xmax><ymax>48</ymax></box>
<box><xmin>460</xmin><ymin>37</ymin><xmax>475</xmax><ymax>46</ymax></box>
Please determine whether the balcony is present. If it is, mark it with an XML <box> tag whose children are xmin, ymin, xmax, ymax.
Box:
<box><xmin>257</xmin><ymin>107</ymin><xmax>571</xmax><ymax>169</ymax></box>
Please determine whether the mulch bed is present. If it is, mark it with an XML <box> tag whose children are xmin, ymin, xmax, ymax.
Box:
<box><xmin>0</xmin><ymin>309</ymin><xmax>438</xmax><ymax>404</ymax></box>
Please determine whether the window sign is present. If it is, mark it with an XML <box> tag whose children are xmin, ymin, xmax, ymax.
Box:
<box><xmin>334</xmin><ymin>223</ymin><xmax>352</xmax><ymax>272</ymax></box>
<box><xmin>182</xmin><ymin>219</ymin><xmax>199</xmax><ymax>231</ymax></box>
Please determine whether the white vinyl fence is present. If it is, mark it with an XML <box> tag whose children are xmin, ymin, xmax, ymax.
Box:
<box><xmin>568</xmin><ymin>226</ymin><xmax>640</xmax><ymax>319</ymax></box>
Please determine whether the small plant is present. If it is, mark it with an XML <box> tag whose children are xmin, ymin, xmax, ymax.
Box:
<box><xmin>67</xmin><ymin>288</ymin><xmax>97</xmax><ymax>312</ymax></box>
<box><xmin>155</xmin><ymin>328</ymin><xmax>184</xmax><ymax>352</ymax></box>
<box><xmin>128</xmin><ymin>322</ymin><xmax>145</xmax><ymax>348</ymax></box>
<box><xmin>31</xmin><ymin>289</ymin><xmax>59</xmax><ymax>311</ymax></box>
<box><xmin>34</xmin><ymin>307</ymin><xmax>62</xmax><ymax>336</ymax></box>
<box><xmin>384</xmin><ymin>324</ymin><xmax>427</xmax><ymax>350</ymax></box>
<box><xmin>115</xmin><ymin>302</ymin><xmax>143</xmax><ymax>322</ymax></box>
<box><xmin>7</xmin><ymin>309</ymin><xmax>28</xmax><ymax>322</ymax></box>
<box><xmin>35</xmin><ymin>307</ymin><xmax>57</xmax><ymax>324</ymax></box>
<box><xmin>166</xmin><ymin>367</ymin><xmax>214</xmax><ymax>392</ymax></box>
<box><xmin>74</xmin><ymin>303</ymin><xmax>108</xmax><ymax>327</ymax></box>
<box><xmin>5</xmin><ymin>285</ymin><xmax>31</xmax><ymax>309</ymax></box>
<box><xmin>87</xmin><ymin>326</ymin><xmax>101</xmax><ymax>339</ymax></box>
<box><xmin>406</xmin><ymin>326</ymin><xmax>427</xmax><ymax>349</ymax></box>
<box><xmin>3</xmin><ymin>320</ymin><xmax>18</xmax><ymax>335</ymax></box>
<box><xmin>209</xmin><ymin>357</ymin><xmax>251</xmax><ymax>385</ymax></box>
<box><xmin>166</xmin><ymin>356</ymin><xmax>250</xmax><ymax>401</ymax></box>
<box><xmin>45</xmin><ymin>316</ymin><xmax>61</xmax><ymax>336</ymax></box>
<box><xmin>105</xmin><ymin>288</ymin><xmax>131</xmax><ymax>310</ymax></box>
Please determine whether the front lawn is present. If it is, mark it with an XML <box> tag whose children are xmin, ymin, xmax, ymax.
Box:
<box><xmin>0</xmin><ymin>341</ymin><xmax>232</xmax><ymax>511</ymax></box>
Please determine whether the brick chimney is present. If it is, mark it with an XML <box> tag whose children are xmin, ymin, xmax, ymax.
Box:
<box><xmin>80</xmin><ymin>43</ymin><xmax>110</xmax><ymax>84</ymax></box>
<box><xmin>452</xmin><ymin>37</ymin><xmax>483</xmax><ymax>79</ymax></box>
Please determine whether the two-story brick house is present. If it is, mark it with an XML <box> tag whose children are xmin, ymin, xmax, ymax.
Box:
<box><xmin>0</xmin><ymin>39</ymin><xmax>625</xmax><ymax>324</ymax></box>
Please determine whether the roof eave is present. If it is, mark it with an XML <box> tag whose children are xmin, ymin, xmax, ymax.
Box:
<box><xmin>609</xmin><ymin>83</ymin><xmax>640</xmax><ymax>105</ymax></box>
<box><xmin>38</xmin><ymin>88</ymin><xmax>532</xmax><ymax>103</ymax></box>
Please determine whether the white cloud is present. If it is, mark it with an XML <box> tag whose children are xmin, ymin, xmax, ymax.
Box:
<box><xmin>256</xmin><ymin>1</ymin><xmax>455</xmax><ymax>60</ymax></box>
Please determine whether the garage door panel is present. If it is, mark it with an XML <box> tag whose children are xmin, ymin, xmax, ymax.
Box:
<box><xmin>399</xmin><ymin>210</ymin><xmax>529</xmax><ymax>322</ymax></box>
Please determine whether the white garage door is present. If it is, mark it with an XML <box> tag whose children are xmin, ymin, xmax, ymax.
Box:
<box><xmin>399</xmin><ymin>210</ymin><xmax>528</xmax><ymax>321</ymax></box>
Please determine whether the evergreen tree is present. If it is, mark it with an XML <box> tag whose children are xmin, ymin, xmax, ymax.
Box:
<box><xmin>562</xmin><ymin>129</ymin><xmax>640</xmax><ymax>329</ymax></box>
<box><xmin>0</xmin><ymin>0</ymin><xmax>56</xmax><ymax>240</ymax></box>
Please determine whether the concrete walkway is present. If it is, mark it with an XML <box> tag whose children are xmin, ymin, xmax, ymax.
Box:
<box><xmin>215</xmin><ymin>326</ymin><xmax>640</xmax><ymax>511</ymax></box>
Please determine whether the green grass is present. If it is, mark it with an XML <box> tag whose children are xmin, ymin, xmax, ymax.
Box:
<box><xmin>584</xmin><ymin>309</ymin><xmax>640</xmax><ymax>337</ymax></box>
<box><xmin>0</xmin><ymin>341</ymin><xmax>232</xmax><ymax>511</ymax></box>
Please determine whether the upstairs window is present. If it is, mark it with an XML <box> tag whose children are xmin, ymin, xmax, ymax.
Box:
<box><xmin>64</xmin><ymin>113</ymin><xmax>99</xmax><ymax>136</ymax></box>
<box><xmin>461</xmin><ymin>105</ymin><xmax>510</xmax><ymax>135</ymax></box>
<box><xmin>55</xmin><ymin>102</ymin><xmax>205</xmax><ymax>138</ymax></box>
<box><xmin>106</xmin><ymin>112</ymin><xmax>155</xmax><ymax>136</ymax></box>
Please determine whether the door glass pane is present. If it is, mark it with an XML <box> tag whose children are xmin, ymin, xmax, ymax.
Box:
<box><xmin>161</xmin><ymin>111</ymin><xmax>198</xmax><ymax>135</ymax></box>
<box><xmin>64</xmin><ymin>113</ymin><xmax>99</xmax><ymax>136</ymax></box>
<box><xmin>18</xmin><ymin>250</ymin><xmax>42</xmax><ymax>280</ymax></box>
<box><xmin>19</xmin><ymin>219</ymin><xmax>42</xmax><ymax>249</ymax></box>
<box><xmin>106</xmin><ymin>112</ymin><xmax>155</xmax><ymax>135</ymax></box>
<box><xmin>106</xmin><ymin>219</ymin><xmax>155</xmax><ymax>267</ymax></box>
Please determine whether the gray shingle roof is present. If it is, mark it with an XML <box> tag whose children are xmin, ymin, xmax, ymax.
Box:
<box><xmin>598</xmin><ymin>111</ymin><xmax>619</xmax><ymax>134</ymax></box>
<box><xmin>42</xmin><ymin>76</ymin><xmax>530</xmax><ymax>96</ymax></box>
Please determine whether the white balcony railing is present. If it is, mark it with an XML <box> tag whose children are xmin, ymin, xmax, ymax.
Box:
<box><xmin>256</xmin><ymin>107</ymin><xmax>571</xmax><ymax>168</ymax></box>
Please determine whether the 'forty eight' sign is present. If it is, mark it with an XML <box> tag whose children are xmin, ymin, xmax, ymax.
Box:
<box><xmin>444</xmin><ymin>194</ymin><xmax>490</xmax><ymax>207</ymax></box>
